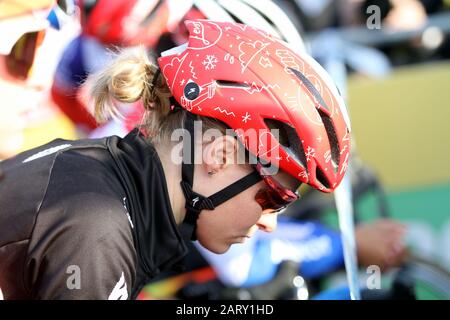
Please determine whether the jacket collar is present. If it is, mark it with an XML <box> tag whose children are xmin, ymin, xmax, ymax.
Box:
<box><xmin>107</xmin><ymin>129</ymin><xmax>188</xmax><ymax>280</ymax></box>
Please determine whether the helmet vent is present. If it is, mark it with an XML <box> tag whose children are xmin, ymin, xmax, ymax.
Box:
<box><xmin>264</xmin><ymin>119</ymin><xmax>307</xmax><ymax>170</ymax></box>
<box><xmin>288</xmin><ymin>67</ymin><xmax>330</xmax><ymax>112</ymax></box>
<box><xmin>318</xmin><ymin>109</ymin><xmax>340</xmax><ymax>172</ymax></box>
<box><xmin>216</xmin><ymin>80</ymin><xmax>250</xmax><ymax>89</ymax></box>
<box><xmin>316</xmin><ymin>166</ymin><xmax>331</xmax><ymax>189</ymax></box>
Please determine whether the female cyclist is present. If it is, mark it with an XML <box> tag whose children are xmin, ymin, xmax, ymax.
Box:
<box><xmin>0</xmin><ymin>19</ymin><xmax>351</xmax><ymax>299</ymax></box>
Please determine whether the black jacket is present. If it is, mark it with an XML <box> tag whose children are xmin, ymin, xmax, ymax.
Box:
<box><xmin>0</xmin><ymin>129</ymin><xmax>188</xmax><ymax>299</ymax></box>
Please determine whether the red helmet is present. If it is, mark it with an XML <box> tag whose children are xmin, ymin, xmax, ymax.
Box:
<box><xmin>80</xmin><ymin>0</ymin><xmax>192</xmax><ymax>47</ymax></box>
<box><xmin>158</xmin><ymin>20</ymin><xmax>351</xmax><ymax>192</ymax></box>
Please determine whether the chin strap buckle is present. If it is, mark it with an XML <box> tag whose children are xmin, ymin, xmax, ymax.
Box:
<box><xmin>180</xmin><ymin>181</ymin><xmax>215</xmax><ymax>241</ymax></box>
<box><xmin>180</xmin><ymin>181</ymin><xmax>215</xmax><ymax>213</ymax></box>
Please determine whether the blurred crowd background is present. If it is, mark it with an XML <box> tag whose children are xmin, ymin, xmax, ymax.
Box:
<box><xmin>1</xmin><ymin>0</ymin><xmax>449</xmax><ymax>299</ymax></box>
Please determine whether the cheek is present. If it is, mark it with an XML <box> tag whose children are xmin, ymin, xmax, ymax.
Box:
<box><xmin>195</xmin><ymin>189</ymin><xmax>262</xmax><ymax>237</ymax></box>
<box><xmin>195</xmin><ymin>210</ymin><xmax>231</xmax><ymax>254</ymax></box>
<box><xmin>230</xmin><ymin>185</ymin><xmax>264</xmax><ymax>226</ymax></box>
<box><xmin>194</xmin><ymin>179</ymin><xmax>265</xmax><ymax>252</ymax></box>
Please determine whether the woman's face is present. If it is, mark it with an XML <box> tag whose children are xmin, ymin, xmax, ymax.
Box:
<box><xmin>194</xmin><ymin>162</ymin><xmax>298</xmax><ymax>254</ymax></box>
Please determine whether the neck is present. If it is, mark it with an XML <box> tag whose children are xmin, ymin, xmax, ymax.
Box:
<box><xmin>154</xmin><ymin>141</ymin><xmax>186</xmax><ymax>225</ymax></box>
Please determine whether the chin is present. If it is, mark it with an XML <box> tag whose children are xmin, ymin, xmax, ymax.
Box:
<box><xmin>198</xmin><ymin>239</ymin><xmax>230</xmax><ymax>254</ymax></box>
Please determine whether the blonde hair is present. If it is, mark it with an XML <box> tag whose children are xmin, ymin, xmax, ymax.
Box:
<box><xmin>89</xmin><ymin>46</ymin><xmax>227</xmax><ymax>143</ymax></box>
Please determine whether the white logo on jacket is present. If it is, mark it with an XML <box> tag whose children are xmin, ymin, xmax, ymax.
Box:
<box><xmin>22</xmin><ymin>144</ymin><xmax>72</xmax><ymax>163</ymax></box>
<box><xmin>123</xmin><ymin>197</ymin><xmax>134</xmax><ymax>229</ymax></box>
<box><xmin>108</xmin><ymin>272</ymin><xmax>128</xmax><ymax>300</ymax></box>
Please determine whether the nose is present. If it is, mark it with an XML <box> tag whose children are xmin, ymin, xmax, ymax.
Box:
<box><xmin>256</xmin><ymin>212</ymin><xmax>278</xmax><ymax>233</ymax></box>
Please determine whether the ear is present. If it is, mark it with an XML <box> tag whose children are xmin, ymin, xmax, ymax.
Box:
<box><xmin>202</xmin><ymin>135</ymin><xmax>238</xmax><ymax>174</ymax></box>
